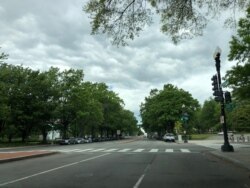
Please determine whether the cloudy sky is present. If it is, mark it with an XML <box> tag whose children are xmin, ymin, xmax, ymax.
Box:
<box><xmin>0</xmin><ymin>0</ymin><xmax>243</xmax><ymax>120</ymax></box>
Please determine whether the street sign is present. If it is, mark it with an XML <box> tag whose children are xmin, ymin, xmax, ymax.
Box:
<box><xmin>221</xmin><ymin>81</ymin><xmax>229</xmax><ymax>88</ymax></box>
<box><xmin>220</xmin><ymin>116</ymin><xmax>225</xmax><ymax>124</ymax></box>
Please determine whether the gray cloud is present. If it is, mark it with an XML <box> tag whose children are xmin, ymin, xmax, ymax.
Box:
<box><xmin>0</xmin><ymin>0</ymin><xmax>240</xmax><ymax>120</ymax></box>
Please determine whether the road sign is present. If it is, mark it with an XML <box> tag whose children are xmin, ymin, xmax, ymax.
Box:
<box><xmin>221</xmin><ymin>81</ymin><xmax>229</xmax><ymax>88</ymax></box>
<box><xmin>220</xmin><ymin>116</ymin><xmax>225</xmax><ymax>124</ymax></box>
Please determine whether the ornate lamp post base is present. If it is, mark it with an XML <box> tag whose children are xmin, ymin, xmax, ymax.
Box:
<box><xmin>221</xmin><ymin>143</ymin><xmax>234</xmax><ymax>152</ymax></box>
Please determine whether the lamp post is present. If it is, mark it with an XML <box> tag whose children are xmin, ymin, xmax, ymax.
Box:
<box><xmin>182</xmin><ymin>104</ymin><xmax>189</xmax><ymax>143</ymax></box>
<box><xmin>213</xmin><ymin>47</ymin><xmax>234</xmax><ymax>152</ymax></box>
<box><xmin>49</xmin><ymin>124</ymin><xmax>55</xmax><ymax>145</ymax></box>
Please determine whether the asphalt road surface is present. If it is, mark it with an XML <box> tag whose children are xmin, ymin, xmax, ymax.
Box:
<box><xmin>0</xmin><ymin>139</ymin><xmax>250</xmax><ymax>188</ymax></box>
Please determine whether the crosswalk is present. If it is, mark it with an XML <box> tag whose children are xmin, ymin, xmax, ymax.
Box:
<box><xmin>47</xmin><ymin>148</ymin><xmax>194</xmax><ymax>154</ymax></box>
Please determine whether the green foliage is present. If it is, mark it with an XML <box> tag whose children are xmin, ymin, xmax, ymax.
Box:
<box><xmin>228</xmin><ymin>102</ymin><xmax>250</xmax><ymax>132</ymax></box>
<box><xmin>84</xmin><ymin>0</ymin><xmax>250</xmax><ymax>45</ymax></box>
<box><xmin>225</xmin><ymin>64</ymin><xmax>250</xmax><ymax>100</ymax></box>
<box><xmin>228</xmin><ymin>6</ymin><xmax>250</xmax><ymax>63</ymax></box>
<box><xmin>0</xmin><ymin>63</ymin><xmax>138</xmax><ymax>142</ymax></box>
<box><xmin>225</xmin><ymin>6</ymin><xmax>250</xmax><ymax>101</ymax></box>
<box><xmin>0</xmin><ymin>47</ymin><xmax>8</xmax><ymax>63</ymax></box>
<box><xmin>140</xmin><ymin>84</ymin><xmax>200</xmax><ymax>136</ymax></box>
<box><xmin>190</xmin><ymin>134</ymin><xmax>210</xmax><ymax>140</ymax></box>
<box><xmin>199</xmin><ymin>98</ymin><xmax>220</xmax><ymax>132</ymax></box>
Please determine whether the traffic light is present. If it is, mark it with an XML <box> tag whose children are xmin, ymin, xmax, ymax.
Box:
<box><xmin>211</xmin><ymin>74</ymin><xmax>219</xmax><ymax>92</ymax></box>
<box><xmin>211</xmin><ymin>74</ymin><xmax>223</xmax><ymax>102</ymax></box>
<box><xmin>224</xmin><ymin>91</ymin><xmax>232</xmax><ymax>103</ymax></box>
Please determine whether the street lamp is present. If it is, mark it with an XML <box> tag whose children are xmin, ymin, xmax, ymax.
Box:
<box><xmin>49</xmin><ymin>124</ymin><xmax>55</xmax><ymax>145</ymax></box>
<box><xmin>181</xmin><ymin>104</ymin><xmax>189</xmax><ymax>143</ymax></box>
<box><xmin>213</xmin><ymin>47</ymin><xmax>234</xmax><ymax>152</ymax></box>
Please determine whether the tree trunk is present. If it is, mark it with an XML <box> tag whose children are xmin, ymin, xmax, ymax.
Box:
<box><xmin>42</xmin><ymin>130</ymin><xmax>48</xmax><ymax>144</ymax></box>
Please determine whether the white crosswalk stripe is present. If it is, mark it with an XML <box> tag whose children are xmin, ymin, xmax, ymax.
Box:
<box><xmin>133</xmin><ymin>149</ymin><xmax>145</xmax><ymax>152</ymax></box>
<box><xmin>118</xmin><ymin>149</ymin><xmax>131</xmax><ymax>152</ymax></box>
<box><xmin>165</xmin><ymin>149</ymin><xmax>174</xmax><ymax>152</ymax></box>
<box><xmin>77</xmin><ymin>149</ymin><xmax>94</xmax><ymax>152</ymax></box>
<box><xmin>180</xmin><ymin>149</ymin><xmax>190</xmax><ymax>153</ymax></box>
<box><xmin>104</xmin><ymin>149</ymin><xmax>118</xmax><ymax>152</ymax></box>
<box><xmin>51</xmin><ymin>148</ymin><xmax>193</xmax><ymax>153</ymax></box>
<box><xmin>91</xmin><ymin>148</ymin><xmax>106</xmax><ymax>152</ymax></box>
<box><xmin>149</xmin><ymin>149</ymin><xmax>158</xmax><ymax>152</ymax></box>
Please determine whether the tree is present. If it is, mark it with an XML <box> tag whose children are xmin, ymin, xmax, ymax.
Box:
<box><xmin>0</xmin><ymin>47</ymin><xmax>8</xmax><ymax>63</ymax></box>
<box><xmin>69</xmin><ymin>82</ymin><xmax>104</xmax><ymax>138</ymax></box>
<box><xmin>228</xmin><ymin>6</ymin><xmax>250</xmax><ymax>64</ymax></box>
<box><xmin>0</xmin><ymin>63</ymin><xmax>11</xmax><ymax>137</ymax></box>
<box><xmin>56</xmin><ymin>69</ymin><xmax>85</xmax><ymax>139</ymax></box>
<box><xmin>34</xmin><ymin>68</ymin><xmax>60</xmax><ymax>143</ymax></box>
<box><xmin>118</xmin><ymin>109</ymin><xmax>138</xmax><ymax>135</ymax></box>
<box><xmin>229</xmin><ymin>102</ymin><xmax>250</xmax><ymax>132</ymax></box>
<box><xmin>199</xmin><ymin>98</ymin><xmax>220</xmax><ymax>133</ymax></box>
<box><xmin>140</xmin><ymin>84</ymin><xmax>199</xmax><ymax>136</ymax></box>
<box><xmin>84</xmin><ymin>0</ymin><xmax>249</xmax><ymax>46</ymax></box>
<box><xmin>225</xmin><ymin>6</ymin><xmax>250</xmax><ymax>100</ymax></box>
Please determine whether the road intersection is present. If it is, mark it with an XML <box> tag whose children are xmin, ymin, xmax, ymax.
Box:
<box><xmin>0</xmin><ymin>138</ymin><xmax>250</xmax><ymax>188</ymax></box>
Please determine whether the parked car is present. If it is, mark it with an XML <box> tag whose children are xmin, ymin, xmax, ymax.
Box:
<box><xmin>163</xmin><ymin>133</ymin><xmax>175</xmax><ymax>142</ymax></box>
<box><xmin>75</xmin><ymin>138</ymin><xmax>85</xmax><ymax>144</ymax></box>
<box><xmin>60</xmin><ymin>137</ymin><xmax>77</xmax><ymax>145</ymax></box>
<box><xmin>60</xmin><ymin>138</ymin><xmax>70</xmax><ymax>145</ymax></box>
<box><xmin>84</xmin><ymin>137</ymin><xmax>92</xmax><ymax>143</ymax></box>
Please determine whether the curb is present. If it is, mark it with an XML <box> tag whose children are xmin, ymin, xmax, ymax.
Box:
<box><xmin>0</xmin><ymin>151</ymin><xmax>59</xmax><ymax>164</ymax></box>
<box><xmin>208</xmin><ymin>151</ymin><xmax>250</xmax><ymax>171</ymax></box>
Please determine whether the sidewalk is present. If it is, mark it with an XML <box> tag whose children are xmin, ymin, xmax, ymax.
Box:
<box><xmin>190</xmin><ymin>140</ymin><xmax>250</xmax><ymax>171</ymax></box>
<box><xmin>0</xmin><ymin>150</ymin><xmax>58</xmax><ymax>163</ymax></box>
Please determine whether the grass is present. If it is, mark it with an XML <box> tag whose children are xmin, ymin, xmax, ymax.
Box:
<box><xmin>190</xmin><ymin>134</ymin><xmax>211</xmax><ymax>140</ymax></box>
<box><xmin>0</xmin><ymin>139</ymin><xmax>48</xmax><ymax>148</ymax></box>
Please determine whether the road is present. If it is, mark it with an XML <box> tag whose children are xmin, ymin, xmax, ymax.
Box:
<box><xmin>0</xmin><ymin>139</ymin><xmax>250</xmax><ymax>188</ymax></box>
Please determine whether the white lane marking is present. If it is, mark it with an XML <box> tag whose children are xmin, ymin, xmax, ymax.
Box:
<box><xmin>56</xmin><ymin>149</ymin><xmax>80</xmax><ymax>152</ymax></box>
<box><xmin>0</xmin><ymin>153</ymin><xmax>110</xmax><ymax>187</ymax></box>
<box><xmin>77</xmin><ymin>149</ymin><xmax>94</xmax><ymax>152</ymax></box>
<box><xmin>133</xmin><ymin>149</ymin><xmax>145</xmax><ymax>152</ymax></box>
<box><xmin>133</xmin><ymin>164</ymin><xmax>151</xmax><ymax>188</ymax></box>
<box><xmin>165</xmin><ymin>149</ymin><xmax>174</xmax><ymax>152</ymax></box>
<box><xmin>91</xmin><ymin>148</ymin><xmax>106</xmax><ymax>152</ymax></box>
<box><xmin>103</xmin><ymin>149</ymin><xmax>118</xmax><ymax>152</ymax></box>
<box><xmin>118</xmin><ymin>149</ymin><xmax>131</xmax><ymax>152</ymax></box>
<box><xmin>149</xmin><ymin>149</ymin><xmax>158</xmax><ymax>153</ymax></box>
<box><xmin>180</xmin><ymin>149</ymin><xmax>190</xmax><ymax>153</ymax></box>
<box><xmin>133</xmin><ymin>174</ymin><xmax>145</xmax><ymax>188</ymax></box>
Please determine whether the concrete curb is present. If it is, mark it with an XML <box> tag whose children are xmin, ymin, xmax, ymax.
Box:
<box><xmin>209</xmin><ymin>151</ymin><xmax>250</xmax><ymax>171</ymax></box>
<box><xmin>0</xmin><ymin>151</ymin><xmax>59</xmax><ymax>164</ymax></box>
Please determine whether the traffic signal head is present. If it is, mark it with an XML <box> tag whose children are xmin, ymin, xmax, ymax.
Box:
<box><xmin>211</xmin><ymin>74</ymin><xmax>223</xmax><ymax>102</ymax></box>
<box><xmin>211</xmin><ymin>74</ymin><xmax>219</xmax><ymax>92</ymax></box>
<box><xmin>224</xmin><ymin>91</ymin><xmax>232</xmax><ymax>103</ymax></box>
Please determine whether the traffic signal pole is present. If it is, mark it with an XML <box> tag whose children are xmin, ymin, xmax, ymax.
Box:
<box><xmin>214</xmin><ymin>51</ymin><xmax>234</xmax><ymax>152</ymax></box>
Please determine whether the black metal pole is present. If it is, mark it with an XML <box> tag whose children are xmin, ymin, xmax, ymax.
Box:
<box><xmin>215</xmin><ymin>53</ymin><xmax>234</xmax><ymax>152</ymax></box>
<box><xmin>184</xmin><ymin>119</ymin><xmax>188</xmax><ymax>143</ymax></box>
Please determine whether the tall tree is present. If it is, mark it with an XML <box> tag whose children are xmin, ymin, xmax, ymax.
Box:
<box><xmin>225</xmin><ymin>6</ymin><xmax>250</xmax><ymax>100</ymax></box>
<box><xmin>199</xmin><ymin>98</ymin><xmax>220</xmax><ymax>132</ymax></box>
<box><xmin>0</xmin><ymin>47</ymin><xmax>8</xmax><ymax>63</ymax></box>
<box><xmin>140</xmin><ymin>84</ymin><xmax>199</xmax><ymax>136</ymax></box>
<box><xmin>84</xmin><ymin>0</ymin><xmax>249</xmax><ymax>45</ymax></box>
<box><xmin>56</xmin><ymin>69</ymin><xmax>84</xmax><ymax>138</ymax></box>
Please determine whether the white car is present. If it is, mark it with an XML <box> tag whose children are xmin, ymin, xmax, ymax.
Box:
<box><xmin>163</xmin><ymin>133</ymin><xmax>175</xmax><ymax>142</ymax></box>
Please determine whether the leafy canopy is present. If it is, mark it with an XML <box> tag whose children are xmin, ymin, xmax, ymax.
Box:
<box><xmin>225</xmin><ymin>6</ymin><xmax>250</xmax><ymax>100</ymax></box>
<box><xmin>84</xmin><ymin>0</ymin><xmax>249</xmax><ymax>46</ymax></box>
